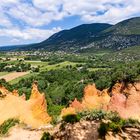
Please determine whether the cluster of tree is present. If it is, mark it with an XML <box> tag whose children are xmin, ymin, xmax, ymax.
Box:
<box><xmin>0</xmin><ymin>60</ymin><xmax>40</xmax><ymax>72</ymax></box>
<box><xmin>1</xmin><ymin>57</ymin><xmax>140</xmax><ymax>118</ymax></box>
<box><xmin>0</xmin><ymin>62</ymin><xmax>31</xmax><ymax>72</ymax></box>
<box><xmin>7</xmin><ymin>62</ymin><xmax>139</xmax><ymax>116</ymax></box>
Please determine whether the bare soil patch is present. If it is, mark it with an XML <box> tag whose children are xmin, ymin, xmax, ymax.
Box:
<box><xmin>0</xmin><ymin>72</ymin><xmax>29</xmax><ymax>82</ymax></box>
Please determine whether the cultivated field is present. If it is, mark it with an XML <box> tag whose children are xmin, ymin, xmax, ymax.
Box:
<box><xmin>0</xmin><ymin>72</ymin><xmax>29</xmax><ymax>82</ymax></box>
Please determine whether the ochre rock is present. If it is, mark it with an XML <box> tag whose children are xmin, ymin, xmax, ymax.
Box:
<box><xmin>107</xmin><ymin>94</ymin><xmax>127</xmax><ymax>118</ymax></box>
<box><xmin>61</xmin><ymin>82</ymin><xmax>140</xmax><ymax>121</ymax></box>
<box><xmin>0</xmin><ymin>85</ymin><xmax>11</xmax><ymax>95</ymax></box>
<box><xmin>100</xmin><ymin>89</ymin><xmax>111</xmax><ymax>110</ymax></box>
<box><xmin>82</xmin><ymin>84</ymin><xmax>110</xmax><ymax>110</ymax></box>
<box><xmin>70</xmin><ymin>98</ymin><xmax>84</xmax><ymax>112</ymax></box>
<box><xmin>0</xmin><ymin>82</ymin><xmax>51</xmax><ymax>128</ymax></box>
<box><xmin>111</xmin><ymin>82</ymin><xmax>124</xmax><ymax>94</ymax></box>
<box><xmin>61</xmin><ymin>84</ymin><xmax>110</xmax><ymax>116</ymax></box>
<box><xmin>61</xmin><ymin>107</ymin><xmax>76</xmax><ymax>117</ymax></box>
<box><xmin>12</xmin><ymin>90</ymin><xmax>19</xmax><ymax>97</ymax></box>
<box><xmin>108</xmin><ymin>82</ymin><xmax>140</xmax><ymax>121</ymax></box>
<box><xmin>84</xmin><ymin>84</ymin><xmax>99</xmax><ymax>97</ymax></box>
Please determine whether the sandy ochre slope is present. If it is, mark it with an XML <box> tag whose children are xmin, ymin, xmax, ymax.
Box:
<box><xmin>0</xmin><ymin>82</ymin><xmax>51</xmax><ymax>128</ymax></box>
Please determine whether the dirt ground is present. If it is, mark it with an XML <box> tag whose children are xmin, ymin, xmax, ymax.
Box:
<box><xmin>1</xmin><ymin>126</ymin><xmax>43</xmax><ymax>140</ymax></box>
<box><xmin>0</xmin><ymin>72</ymin><xmax>29</xmax><ymax>82</ymax></box>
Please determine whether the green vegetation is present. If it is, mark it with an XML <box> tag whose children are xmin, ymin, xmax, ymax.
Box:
<box><xmin>0</xmin><ymin>119</ymin><xmax>19</xmax><ymax>136</ymax></box>
<box><xmin>62</xmin><ymin>114</ymin><xmax>81</xmax><ymax>124</ymax></box>
<box><xmin>0</xmin><ymin>60</ymin><xmax>31</xmax><ymax>72</ymax></box>
<box><xmin>0</xmin><ymin>48</ymin><xmax>140</xmax><ymax>120</ymax></box>
<box><xmin>41</xmin><ymin>132</ymin><xmax>53</xmax><ymax>140</ymax></box>
<box><xmin>78</xmin><ymin>110</ymin><xmax>107</xmax><ymax>121</ymax></box>
<box><xmin>0</xmin><ymin>72</ymin><xmax>9</xmax><ymax>76</ymax></box>
<box><xmin>98</xmin><ymin>117</ymin><xmax>140</xmax><ymax>138</ymax></box>
<box><xmin>9</xmin><ymin>72</ymin><xmax>38</xmax><ymax>85</ymax></box>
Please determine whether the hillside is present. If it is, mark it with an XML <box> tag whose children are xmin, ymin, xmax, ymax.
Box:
<box><xmin>0</xmin><ymin>17</ymin><xmax>140</xmax><ymax>52</ymax></box>
<box><xmin>28</xmin><ymin>17</ymin><xmax>140</xmax><ymax>52</ymax></box>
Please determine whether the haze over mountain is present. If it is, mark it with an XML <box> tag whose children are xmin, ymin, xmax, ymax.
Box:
<box><xmin>0</xmin><ymin>17</ymin><xmax>140</xmax><ymax>52</ymax></box>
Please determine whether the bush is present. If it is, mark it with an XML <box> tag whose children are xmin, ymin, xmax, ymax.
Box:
<box><xmin>105</xmin><ymin>111</ymin><xmax>121</xmax><ymax>122</ymax></box>
<box><xmin>63</xmin><ymin>114</ymin><xmax>81</xmax><ymax>124</ymax></box>
<box><xmin>78</xmin><ymin>110</ymin><xmax>107</xmax><ymax>121</ymax></box>
<box><xmin>41</xmin><ymin>132</ymin><xmax>53</xmax><ymax>140</ymax></box>
<box><xmin>0</xmin><ymin>119</ymin><xmax>19</xmax><ymax>136</ymax></box>
<box><xmin>98</xmin><ymin>122</ymin><xmax>109</xmax><ymax>137</ymax></box>
<box><xmin>98</xmin><ymin>116</ymin><xmax>140</xmax><ymax>138</ymax></box>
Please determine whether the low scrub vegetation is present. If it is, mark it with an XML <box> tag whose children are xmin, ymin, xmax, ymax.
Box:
<box><xmin>41</xmin><ymin>132</ymin><xmax>53</xmax><ymax>140</ymax></box>
<box><xmin>98</xmin><ymin>116</ymin><xmax>140</xmax><ymax>138</ymax></box>
<box><xmin>62</xmin><ymin>114</ymin><xmax>81</xmax><ymax>124</ymax></box>
<box><xmin>0</xmin><ymin>119</ymin><xmax>19</xmax><ymax>136</ymax></box>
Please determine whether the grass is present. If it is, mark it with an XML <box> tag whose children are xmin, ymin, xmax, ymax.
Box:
<box><xmin>0</xmin><ymin>72</ymin><xmax>9</xmax><ymax>77</ymax></box>
<box><xmin>121</xmin><ymin>46</ymin><xmax>140</xmax><ymax>54</ymax></box>
<box><xmin>25</xmin><ymin>61</ymin><xmax>49</xmax><ymax>67</ymax></box>
<box><xmin>87</xmin><ymin>68</ymin><xmax>110</xmax><ymax>72</ymax></box>
<box><xmin>0</xmin><ymin>119</ymin><xmax>19</xmax><ymax>136</ymax></box>
<box><xmin>7</xmin><ymin>61</ymin><xmax>82</xmax><ymax>84</ymax></box>
<box><xmin>40</xmin><ymin>61</ymin><xmax>81</xmax><ymax>71</ymax></box>
<box><xmin>9</xmin><ymin>72</ymin><xmax>38</xmax><ymax>85</ymax></box>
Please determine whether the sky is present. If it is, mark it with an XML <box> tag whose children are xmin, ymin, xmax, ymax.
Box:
<box><xmin>0</xmin><ymin>0</ymin><xmax>139</xmax><ymax>46</ymax></box>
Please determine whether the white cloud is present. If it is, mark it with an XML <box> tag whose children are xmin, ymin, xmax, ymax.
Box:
<box><xmin>0</xmin><ymin>27</ymin><xmax>62</xmax><ymax>41</ymax></box>
<box><xmin>0</xmin><ymin>0</ymin><xmax>139</xmax><ymax>27</ymax></box>
<box><xmin>0</xmin><ymin>0</ymin><xmax>139</xmax><ymax>45</ymax></box>
<box><xmin>32</xmin><ymin>0</ymin><xmax>140</xmax><ymax>24</ymax></box>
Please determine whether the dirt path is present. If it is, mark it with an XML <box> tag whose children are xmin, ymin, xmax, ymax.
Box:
<box><xmin>0</xmin><ymin>72</ymin><xmax>29</xmax><ymax>82</ymax></box>
<box><xmin>1</xmin><ymin>126</ymin><xmax>43</xmax><ymax>140</ymax></box>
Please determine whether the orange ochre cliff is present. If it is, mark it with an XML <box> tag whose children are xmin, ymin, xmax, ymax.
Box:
<box><xmin>61</xmin><ymin>82</ymin><xmax>140</xmax><ymax>121</ymax></box>
<box><xmin>0</xmin><ymin>82</ymin><xmax>51</xmax><ymax>128</ymax></box>
<box><xmin>1</xmin><ymin>81</ymin><xmax>140</xmax><ymax>128</ymax></box>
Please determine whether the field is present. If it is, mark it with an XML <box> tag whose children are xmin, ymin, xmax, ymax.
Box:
<box><xmin>0</xmin><ymin>59</ymin><xmax>84</xmax><ymax>84</ymax></box>
<box><xmin>0</xmin><ymin>72</ymin><xmax>9</xmax><ymax>77</ymax></box>
<box><xmin>9</xmin><ymin>72</ymin><xmax>38</xmax><ymax>85</ymax></box>
<box><xmin>0</xmin><ymin>72</ymin><xmax>29</xmax><ymax>82</ymax></box>
<box><xmin>40</xmin><ymin>61</ymin><xmax>81</xmax><ymax>71</ymax></box>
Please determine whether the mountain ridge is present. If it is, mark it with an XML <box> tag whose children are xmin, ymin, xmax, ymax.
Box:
<box><xmin>0</xmin><ymin>17</ymin><xmax>140</xmax><ymax>52</ymax></box>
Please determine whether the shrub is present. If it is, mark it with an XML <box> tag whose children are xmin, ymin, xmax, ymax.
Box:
<box><xmin>0</xmin><ymin>119</ymin><xmax>19</xmax><ymax>136</ymax></box>
<box><xmin>105</xmin><ymin>111</ymin><xmax>121</xmax><ymax>122</ymax></box>
<box><xmin>62</xmin><ymin>114</ymin><xmax>81</xmax><ymax>124</ymax></box>
<box><xmin>98</xmin><ymin>122</ymin><xmax>109</xmax><ymax>137</ymax></box>
<box><xmin>78</xmin><ymin>110</ymin><xmax>107</xmax><ymax>121</ymax></box>
<box><xmin>124</xmin><ymin>118</ymin><xmax>140</xmax><ymax>127</ymax></box>
<box><xmin>41</xmin><ymin>132</ymin><xmax>53</xmax><ymax>140</ymax></box>
<box><xmin>98</xmin><ymin>116</ymin><xmax>140</xmax><ymax>138</ymax></box>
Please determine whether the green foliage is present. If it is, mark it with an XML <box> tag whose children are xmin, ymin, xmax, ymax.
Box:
<box><xmin>62</xmin><ymin>114</ymin><xmax>81</xmax><ymax>124</ymax></box>
<box><xmin>98</xmin><ymin>122</ymin><xmax>109</xmax><ymax>137</ymax></box>
<box><xmin>0</xmin><ymin>119</ymin><xmax>19</xmax><ymax>136</ymax></box>
<box><xmin>0</xmin><ymin>79</ymin><xmax>13</xmax><ymax>91</ymax></box>
<box><xmin>40</xmin><ymin>132</ymin><xmax>53</xmax><ymax>140</ymax></box>
<box><xmin>98</xmin><ymin>113</ymin><xmax>140</xmax><ymax>138</ymax></box>
<box><xmin>105</xmin><ymin>112</ymin><xmax>121</xmax><ymax>122</ymax></box>
<box><xmin>78</xmin><ymin>110</ymin><xmax>107</xmax><ymax>121</ymax></box>
<box><xmin>48</xmin><ymin>105</ymin><xmax>64</xmax><ymax>124</ymax></box>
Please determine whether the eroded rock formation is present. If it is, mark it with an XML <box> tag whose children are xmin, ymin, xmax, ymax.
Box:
<box><xmin>61</xmin><ymin>82</ymin><xmax>140</xmax><ymax>121</ymax></box>
<box><xmin>108</xmin><ymin>82</ymin><xmax>140</xmax><ymax>121</ymax></box>
<box><xmin>61</xmin><ymin>84</ymin><xmax>111</xmax><ymax>116</ymax></box>
<box><xmin>0</xmin><ymin>82</ymin><xmax>51</xmax><ymax>128</ymax></box>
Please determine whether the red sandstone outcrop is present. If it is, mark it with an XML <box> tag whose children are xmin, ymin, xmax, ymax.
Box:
<box><xmin>107</xmin><ymin>82</ymin><xmax>140</xmax><ymax>121</ymax></box>
<box><xmin>70</xmin><ymin>98</ymin><xmax>84</xmax><ymax>111</ymax></box>
<box><xmin>61</xmin><ymin>81</ymin><xmax>140</xmax><ymax>121</ymax></box>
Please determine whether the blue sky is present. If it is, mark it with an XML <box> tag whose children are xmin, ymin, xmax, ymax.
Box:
<box><xmin>0</xmin><ymin>0</ymin><xmax>139</xmax><ymax>46</ymax></box>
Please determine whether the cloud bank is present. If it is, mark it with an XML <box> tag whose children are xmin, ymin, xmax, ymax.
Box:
<box><xmin>0</xmin><ymin>0</ymin><xmax>139</xmax><ymax>45</ymax></box>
